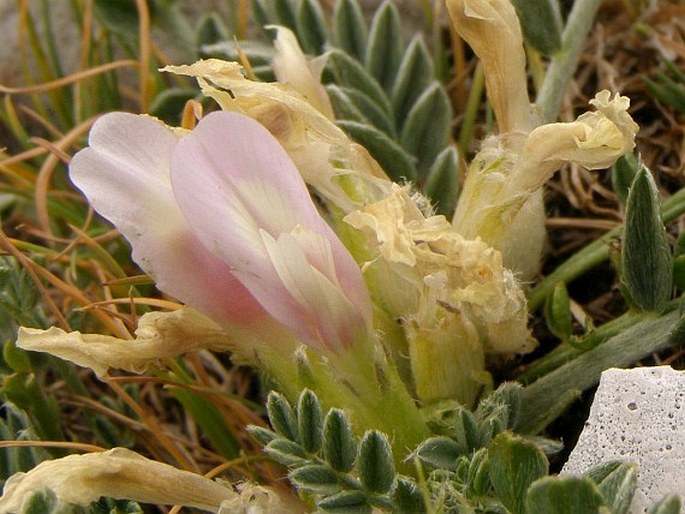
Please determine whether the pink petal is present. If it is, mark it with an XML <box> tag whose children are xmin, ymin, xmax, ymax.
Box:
<box><xmin>170</xmin><ymin>111</ymin><xmax>371</xmax><ymax>350</ymax></box>
<box><xmin>69</xmin><ymin>113</ymin><xmax>266</xmax><ymax>325</ymax></box>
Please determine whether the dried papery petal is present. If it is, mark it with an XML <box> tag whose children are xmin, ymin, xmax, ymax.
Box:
<box><xmin>346</xmin><ymin>185</ymin><xmax>534</xmax><ymax>356</ymax></box>
<box><xmin>446</xmin><ymin>0</ymin><xmax>531</xmax><ymax>133</ymax></box>
<box><xmin>270</xmin><ymin>26</ymin><xmax>334</xmax><ymax>119</ymax></box>
<box><xmin>0</xmin><ymin>448</ymin><xmax>234</xmax><ymax>513</ymax></box>
<box><xmin>15</xmin><ymin>308</ymin><xmax>247</xmax><ymax>377</ymax></box>
<box><xmin>514</xmin><ymin>91</ymin><xmax>639</xmax><ymax>192</ymax></box>
<box><xmin>453</xmin><ymin>91</ymin><xmax>638</xmax><ymax>277</ymax></box>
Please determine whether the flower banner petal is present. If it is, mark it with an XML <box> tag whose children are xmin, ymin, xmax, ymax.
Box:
<box><xmin>170</xmin><ymin>111</ymin><xmax>371</xmax><ymax>351</ymax></box>
<box><xmin>69</xmin><ymin>113</ymin><xmax>266</xmax><ymax>326</ymax></box>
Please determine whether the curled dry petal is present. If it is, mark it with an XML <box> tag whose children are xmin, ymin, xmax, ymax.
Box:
<box><xmin>16</xmin><ymin>308</ymin><xmax>237</xmax><ymax>377</ymax></box>
<box><xmin>0</xmin><ymin>448</ymin><xmax>234</xmax><ymax>513</ymax></box>
<box><xmin>170</xmin><ymin>111</ymin><xmax>372</xmax><ymax>353</ymax></box>
<box><xmin>453</xmin><ymin>91</ymin><xmax>638</xmax><ymax>277</ymax></box>
<box><xmin>514</xmin><ymin>90</ymin><xmax>639</xmax><ymax>191</ymax></box>
<box><xmin>446</xmin><ymin>0</ymin><xmax>531</xmax><ymax>133</ymax></box>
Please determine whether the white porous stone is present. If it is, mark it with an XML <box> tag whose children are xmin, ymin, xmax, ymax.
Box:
<box><xmin>562</xmin><ymin>366</ymin><xmax>685</xmax><ymax>513</ymax></box>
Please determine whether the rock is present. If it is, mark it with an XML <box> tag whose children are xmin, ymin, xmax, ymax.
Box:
<box><xmin>562</xmin><ymin>366</ymin><xmax>685</xmax><ymax>513</ymax></box>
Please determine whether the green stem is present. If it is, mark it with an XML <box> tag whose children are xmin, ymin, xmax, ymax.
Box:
<box><xmin>536</xmin><ymin>0</ymin><xmax>603</xmax><ymax>122</ymax></box>
<box><xmin>528</xmin><ymin>186</ymin><xmax>685</xmax><ymax>312</ymax></box>
<box><xmin>518</xmin><ymin>306</ymin><xmax>683</xmax><ymax>433</ymax></box>
<box><xmin>518</xmin><ymin>302</ymin><xmax>675</xmax><ymax>384</ymax></box>
<box><xmin>260</xmin><ymin>342</ymin><xmax>429</xmax><ymax>472</ymax></box>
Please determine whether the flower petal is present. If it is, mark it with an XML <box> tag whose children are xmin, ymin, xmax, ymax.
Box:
<box><xmin>515</xmin><ymin>90</ymin><xmax>638</xmax><ymax>191</ymax></box>
<box><xmin>447</xmin><ymin>0</ymin><xmax>531</xmax><ymax>133</ymax></box>
<box><xmin>69</xmin><ymin>113</ymin><xmax>266</xmax><ymax>326</ymax></box>
<box><xmin>170</xmin><ymin>111</ymin><xmax>371</xmax><ymax>351</ymax></box>
<box><xmin>270</xmin><ymin>25</ymin><xmax>334</xmax><ymax>119</ymax></box>
<box><xmin>164</xmin><ymin>59</ymin><xmax>390</xmax><ymax>212</ymax></box>
<box><xmin>16</xmin><ymin>308</ymin><xmax>237</xmax><ymax>377</ymax></box>
<box><xmin>0</xmin><ymin>448</ymin><xmax>234</xmax><ymax>513</ymax></box>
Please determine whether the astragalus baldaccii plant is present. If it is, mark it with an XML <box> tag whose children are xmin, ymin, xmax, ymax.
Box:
<box><xmin>0</xmin><ymin>0</ymin><xmax>644</xmax><ymax>512</ymax></box>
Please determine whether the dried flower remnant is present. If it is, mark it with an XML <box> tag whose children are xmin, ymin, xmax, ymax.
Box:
<box><xmin>0</xmin><ymin>448</ymin><xmax>301</xmax><ymax>514</ymax></box>
<box><xmin>346</xmin><ymin>185</ymin><xmax>534</xmax><ymax>405</ymax></box>
<box><xmin>448</xmin><ymin>0</ymin><xmax>638</xmax><ymax>279</ymax></box>
<box><xmin>270</xmin><ymin>26</ymin><xmax>334</xmax><ymax>119</ymax></box>
<box><xmin>17</xmin><ymin>307</ymin><xmax>232</xmax><ymax>377</ymax></box>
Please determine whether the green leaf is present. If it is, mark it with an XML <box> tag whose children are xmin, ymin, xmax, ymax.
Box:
<box><xmin>264</xmin><ymin>438</ymin><xmax>307</xmax><ymax>467</ymax></box>
<box><xmin>247</xmin><ymin>425</ymin><xmax>279</xmax><ymax>447</ymax></box>
<box><xmin>453</xmin><ymin>408</ymin><xmax>481</xmax><ymax>452</ymax></box>
<box><xmin>23</xmin><ymin>490</ymin><xmax>59</xmax><ymax>514</ymax></box>
<box><xmin>289</xmin><ymin>464</ymin><xmax>342</xmax><ymax>495</ymax></box>
<box><xmin>169</xmin><ymin>387</ymin><xmax>241</xmax><ymax>459</ymax></box>
<box><xmin>525</xmin><ymin>476</ymin><xmax>607</xmax><ymax>514</ymax></box>
<box><xmin>644</xmin><ymin>74</ymin><xmax>685</xmax><ymax>115</ymax></box>
<box><xmin>270</xmin><ymin>0</ymin><xmax>298</xmax><ymax>31</ymax></box>
<box><xmin>399</xmin><ymin>82</ymin><xmax>452</xmax><ymax>178</ymax></box>
<box><xmin>93</xmin><ymin>0</ymin><xmax>142</xmax><ymax>39</ymax></box>
<box><xmin>337</xmin><ymin>120</ymin><xmax>416</xmax><ymax>181</ymax></box>
<box><xmin>266</xmin><ymin>391</ymin><xmax>298</xmax><ymax>441</ymax></box>
<box><xmin>414</xmin><ymin>436</ymin><xmax>464</xmax><ymax>470</ymax></box>
<box><xmin>0</xmin><ymin>256</ymin><xmax>44</xmax><ymax>329</ymax></box>
<box><xmin>478</xmin><ymin>382</ymin><xmax>524</xmax><ymax>431</ymax></box>
<box><xmin>324</xmin><ymin>50</ymin><xmax>392</xmax><ymax>117</ymax></box>
<box><xmin>489</xmin><ymin>432</ymin><xmax>548</xmax><ymax>514</ymax></box>
<box><xmin>391</xmin><ymin>477</ymin><xmax>426</xmax><ymax>513</ymax></box>
<box><xmin>195</xmin><ymin>12</ymin><xmax>230</xmax><ymax>49</ymax></box>
<box><xmin>424</xmin><ymin>146</ymin><xmax>460</xmax><ymax>215</ymax></box>
<box><xmin>318</xmin><ymin>490</ymin><xmax>371</xmax><ymax>514</ymax></box>
<box><xmin>326</xmin><ymin>85</ymin><xmax>396</xmax><ymax>137</ymax></box>
<box><xmin>251</xmin><ymin>0</ymin><xmax>270</xmax><ymax>36</ymax></box>
<box><xmin>464</xmin><ymin>447</ymin><xmax>491</xmax><ymax>498</ymax></box>
<box><xmin>585</xmin><ymin>461</ymin><xmax>637</xmax><ymax>514</ymax></box>
<box><xmin>2</xmin><ymin>373</ymin><xmax>64</xmax><ymax>444</ymax></box>
<box><xmin>611</xmin><ymin>153</ymin><xmax>639</xmax><ymax>204</ymax></box>
<box><xmin>297</xmin><ymin>389</ymin><xmax>323</xmax><ymax>453</ymax></box>
<box><xmin>621</xmin><ymin>166</ymin><xmax>673</xmax><ymax>312</ymax></box>
<box><xmin>510</xmin><ymin>0</ymin><xmax>563</xmax><ymax>55</ymax></box>
<box><xmin>323</xmin><ymin>409</ymin><xmax>357</xmax><ymax>473</ymax></box>
<box><xmin>391</xmin><ymin>36</ymin><xmax>435</xmax><ymax>125</ymax></box>
<box><xmin>649</xmin><ymin>495</ymin><xmax>682</xmax><ymax>514</ymax></box>
<box><xmin>358</xmin><ymin>431</ymin><xmax>395</xmax><ymax>494</ymax></box>
<box><xmin>3</xmin><ymin>339</ymin><xmax>32</xmax><ymax>373</ymax></box>
<box><xmin>333</xmin><ymin>0</ymin><xmax>368</xmax><ymax>62</ymax></box>
<box><xmin>365</xmin><ymin>1</ymin><xmax>404</xmax><ymax>92</ymax></box>
<box><xmin>544</xmin><ymin>282</ymin><xmax>573</xmax><ymax>341</ymax></box>
<box><xmin>297</xmin><ymin>0</ymin><xmax>328</xmax><ymax>55</ymax></box>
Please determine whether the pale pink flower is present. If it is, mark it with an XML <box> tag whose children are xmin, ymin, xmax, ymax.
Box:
<box><xmin>69</xmin><ymin>111</ymin><xmax>371</xmax><ymax>354</ymax></box>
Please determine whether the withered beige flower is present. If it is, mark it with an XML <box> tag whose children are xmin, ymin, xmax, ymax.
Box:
<box><xmin>16</xmin><ymin>308</ymin><xmax>236</xmax><ymax>377</ymax></box>
<box><xmin>346</xmin><ymin>185</ymin><xmax>534</xmax><ymax>405</ymax></box>
<box><xmin>448</xmin><ymin>0</ymin><xmax>639</xmax><ymax>279</ymax></box>
<box><xmin>446</xmin><ymin>0</ymin><xmax>531</xmax><ymax>134</ymax></box>
<box><xmin>0</xmin><ymin>448</ymin><xmax>300</xmax><ymax>513</ymax></box>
